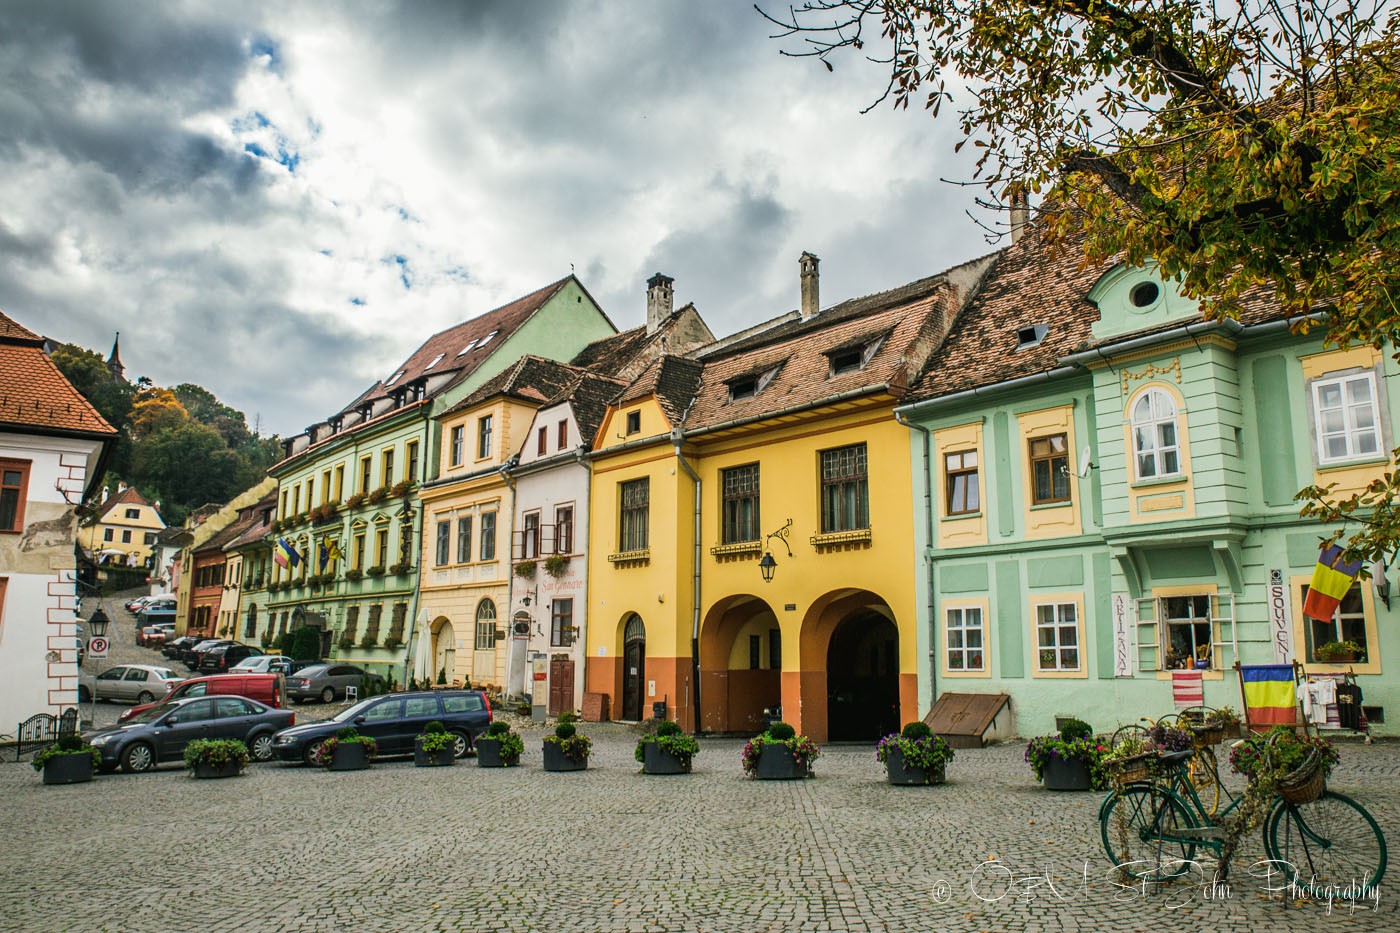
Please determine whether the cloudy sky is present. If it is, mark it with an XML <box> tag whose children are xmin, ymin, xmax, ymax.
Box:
<box><xmin>0</xmin><ymin>0</ymin><xmax>994</xmax><ymax>436</ymax></box>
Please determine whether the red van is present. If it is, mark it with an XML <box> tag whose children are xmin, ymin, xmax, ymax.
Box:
<box><xmin>118</xmin><ymin>673</ymin><xmax>285</xmax><ymax>722</ymax></box>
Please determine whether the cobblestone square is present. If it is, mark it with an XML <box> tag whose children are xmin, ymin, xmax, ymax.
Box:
<box><xmin>2</xmin><ymin>723</ymin><xmax>1396</xmax><ymax>933</ymax></box>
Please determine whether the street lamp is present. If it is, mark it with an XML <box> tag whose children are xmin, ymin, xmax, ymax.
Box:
<box><xmin>758</xmin><ymin>518</ymin><xmax>794</xmax><ymax>584</ymax></box>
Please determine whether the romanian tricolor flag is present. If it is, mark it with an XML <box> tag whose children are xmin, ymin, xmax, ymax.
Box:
<box><xmin>1240</xmin><ymin>664</ymin><xmax>1297</xmax><ymax>731</ymax></box>
<box><xmin>275</xmin><ymin>537</ymin><xmax>302</xmax><ymax>569</ymax></box>
<box><xmin>1303</xmin><ymin>545</ymin><xmax>1363</xmax><ymax>621</ymax></box>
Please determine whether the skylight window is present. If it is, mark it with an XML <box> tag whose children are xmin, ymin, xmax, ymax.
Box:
<box><xmin>424</xmin><ymin>353</ymin><xmax>445</xmax><ymax>371</ymax></box>
<box><xmin>384</xmin><ymin>370</ymin><xmax>406</xmax><ymax>387</ymax></box>
<box><xmin>456</xmin><ymin>339</ymin><xmax>478</xmax><ymax>357</ymax></box>
<box><xmin>478</xmin><ymin>330</ymin><xmax>499</xmax><ymax>348</ymax></box>
<box><xmin>1015</xmin><ymin>324</ymin><xmax>1049</xmax><ymax>350</ymax></box>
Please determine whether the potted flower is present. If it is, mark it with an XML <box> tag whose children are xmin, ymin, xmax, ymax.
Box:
<box><xmin>345</xmin><ymin>492</ymin><xmax>366</xmax><ymax>509</ymax></box>
<box><xmin>875</xmin><ymin>721</ymin><xmax>955</xmax><ymax>786</ymax></box>
<box><xmin>345</xmin><ymin>568</ymin><xmax>363</xmax><ymax>581</ymax></box>
<box><xmin>1316</xmin><ymin>640</ymin><xmax>1364</xmax><ymax>663</ymax></box>
<box><xmin>314</xmin><ymin>726</ymin><xmax>377</xmax><ymax>771</ymax></box>
<box><xmin>389</xmin><ymin>480</ymin><xmax>415</xmax><ymax>498</ymax></box>
<box><xmin>542</xmin><ymin>721</ymin><xmax>591</xmax><ymax>772</ymax></box>
<box><xmin>1024</xmin><ymin>718</ymin><xmax>1108</xmax><ymax>791</ymax></box>
<box><xmin>741</xmin><ymin>721</ymin><xmax>820</xmax><ymax>780</ymax></box>
<box><xmin>1230</xmin><ymin>726</ymin><xmax>1340</xmax><ymax>804</ymax></box>
<box><xmin>1103</xmin><ymin>722</ymin><xmax>1192</xmax><ymax>786</ymax></box>
<box><xmin>636</xmin><ymin>721</ymin><xmax>700</xmax><ymax>775</ymax></box>
<box><xmin>366</xmin><ymin>565</ymin><xmax>386</xmax><ymax>577</ymax></box>
<box><xmin>544</xmin><ymin>554</ymin><xmax>570</xmax><ymax>578</ymax></box>
<box><xmin>32</xmin><ymin>734</ymin><xmax>100</xmax><ymax>785</ymax></box>
<box><xmin>367</xmin><ymin>486</ymin><xmax>390</xmax><ymax>505</ymax></box>
<box><xmin>515</xmin><ymin>559</ymin><xmax>537</xmax><ymax>580</ymax></box>
<box><xmin>184</xmin><ymin>738</ymin><xmax>249</xmax><ymax>779</ymax></box>
<box><xmin>414</xmin><ymin>721</ymin><xmax>456</xmax><ymax>767</ymax></box>
<box><xmin>477</xmin><ymin>720</ymin><xmax>524</xmax><ymax>767</ymax></box>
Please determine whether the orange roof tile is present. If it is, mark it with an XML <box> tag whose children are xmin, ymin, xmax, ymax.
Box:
<box><xmin>0</xmin><ymin>312</ymin><xmax>117</xmax><ymax>437</ymax></box>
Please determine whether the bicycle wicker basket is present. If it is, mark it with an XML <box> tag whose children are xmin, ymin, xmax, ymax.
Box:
<box><xmin>1274</xmin><ymin>748</ymin><xmax>1326</xmax><ymax>805</ymax></box>
<box><xmin>1107</xmin><ymin>752</ymin><xmax>1158</xmax><ymax>786</ymax></box>
<box><xmin>1188</xmin><ymin>721</ymin><xmax>1227</xmax><ymax>746</ymax></box>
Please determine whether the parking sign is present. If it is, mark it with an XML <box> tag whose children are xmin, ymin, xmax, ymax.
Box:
<box><xmin>88</xmin><ymin>636</ymin><xmax>109</xmax><ymax>659</ymax></box>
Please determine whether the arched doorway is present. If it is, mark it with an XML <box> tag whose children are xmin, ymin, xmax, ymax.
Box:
<box><xmin>825</xmin><ymin>610</ymin><xmax>900</xmax><ymax>741</ymax></box>
<box><xmin>472</xmin><ymin>599</ymin><xmax>497</xmax><ymax>685</ymax></box>
<box><xmin>622</xmin><ymin>614</ymin><xmax>646</xmax><ymax>721</ymax></box>
<box><xmin>433</xmin><ymin>620</ymin><xmax>456</xmax><ymax>685</ymax></box>
<box><xmin>699</xmin><ymin>595</ymin><xmax>782</xmax><ymax>733</ymax></box>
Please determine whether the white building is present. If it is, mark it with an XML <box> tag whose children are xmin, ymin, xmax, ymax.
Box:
<box><xmin>0</xmin><ymin>311</ymin><xmax>116</xmax><ymax>729</ymax></box>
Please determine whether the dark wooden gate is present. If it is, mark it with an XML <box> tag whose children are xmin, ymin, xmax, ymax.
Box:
<box><xmin>548</xmin><ymin>658</ymin><xmax>574</xmax><ymax>716</ymax></box>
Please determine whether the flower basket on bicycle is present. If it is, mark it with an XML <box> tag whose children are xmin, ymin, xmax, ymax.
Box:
<box><xmin>1274</xmin><ymin>747</ymin><xmax>1327</xmax><ymax>804</ymax></box>
<box><xmin>1106</xmin><ymin>752</ymin><xmax>1157</xmax><ymax>787</ymax></box>
<box><xmin>1229</xmin><ymin>726</ymin><xmax>1338</xmax><ymax>804</ymax></box>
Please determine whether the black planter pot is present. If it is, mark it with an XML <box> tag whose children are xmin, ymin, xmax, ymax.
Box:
<box><xmin>476</xmin><ymin>737</ymin><xmax>518</xmax><ymax>767</ymax></box>
<box><xmin>755</xmin><ymin>744</ymin><xmax>808</xmax><ymax>780</ymax></box>
<box><xmin>330</xmin><ymin>742</ymin><xmax>371</xmax><ymax>771</ymax></box>
<box><xmin>193</xmin><ymin>759</ymin><xmax>242</xmax><ymax>779</ymax></box>
<box><xmin>414</xmin><ymin>736</ymin><xmax>456</xmax><ymax>767</ymax></box>
<box><xmin>642</xmin><ymin>742</ymin><xmax>691</xmax><ymax>775</ymax></box>
<box><xmin>42</xmin><ymin>752</ymin><xmax>94</xmax><ymax>785</ymax></box>
<box><xmin>1043</xmin><ymin>755</ymin><xmax>1092</xmax><ymax>791</ymax></box>
<box><xmin>542</xmin><ymin>741</ymin><xmax>587</xmax><ymax>772</ymax></box>
<box><xmin>884</xmin><ymin>746</ymin><xmax>944</xmax><ymax>786</ymax></box>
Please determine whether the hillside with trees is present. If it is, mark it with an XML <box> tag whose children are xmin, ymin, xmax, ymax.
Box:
<box><xmin>51</xmin><ymin>343</ymin><xmax>281</xmax><ymax>525</ymax></box>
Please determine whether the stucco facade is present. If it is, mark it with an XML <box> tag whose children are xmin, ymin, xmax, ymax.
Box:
<box><xmin>77</xmin><ymin>486</ymin><xmax>165</xmax><ymax>568</ymax></box>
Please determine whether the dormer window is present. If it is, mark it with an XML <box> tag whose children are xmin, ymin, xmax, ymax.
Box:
<box><xmin>726</xmin><ymin>363</ymin><xmax>783</xmax><ymax>402</ymax></box>
<box><xmin>478</xmin><ymin>330</ymin><xmax>498</xmax><ymax>348</ymax></box>
<box><xmin>1016</xmin><ymin>324</ymin><xmax>1049</xmax><ymax>350</ymax></box>
<box><xmin>457</xmin><ymin>339</ymin><xmax>478</xmax><ymax>357</ymax></box>
<box><xmin>424</xmin><ymin>353</ymin><xmax>445</xmax><ymax>371</ymax></box>
<box><xmin>358</xmin><ymin>404</ymin><xmax>373</xmax><ymax>422</ymax></box>
<box><xmin>384</xmin><ymin>369</ymin><xmax>405</xmax><ymax>387</ymax></box>
<box><xmin>824</xmin><ymin>332</ymin><xmax>888</xmax><ymax>377</ymax></box>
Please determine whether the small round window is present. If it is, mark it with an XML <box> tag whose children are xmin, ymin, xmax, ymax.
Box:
<box><xmin>1129</xmin><ymin>282</ymin><xmax>1161</xmax><ymax>308</ymax></box>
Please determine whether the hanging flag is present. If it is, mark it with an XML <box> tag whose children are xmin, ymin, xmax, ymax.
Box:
<box><xmin>273</xmin><ymin>548</ymin><xmax>288</xmax><ymax>569</ymax></box>
<box><xmin>318</xmin><ymin>539</ymin><xmax>330</xmax><ymax>573</ymax></box>
<box><xmin>1240</xmin><ymin>664</ymin><xmax>1297</xmax><ymax>731</ymax></box>
<box><xmin>276</xmin><ymin>537</ymin><xmax>302</xmax><ymax>568</ymax></box>
<box><xmin>328</xmin><ymin>540</ymin><xmax>344</xmax><ymax>563</ymax></box>
<box><xmin>1303</xmin><ymin>545</ymin><xmax>1362</xmax><ymax>621</ymax></box>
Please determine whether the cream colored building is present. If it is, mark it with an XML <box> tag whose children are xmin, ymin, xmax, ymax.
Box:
<box><xmin>79</xmin><ymin>485</ymin><xmax>165</xmax><ymax>568</ymax></box>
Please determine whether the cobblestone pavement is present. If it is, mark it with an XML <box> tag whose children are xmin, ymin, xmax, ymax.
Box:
<box><xmin>12</xmin><ymin>593</ymin><xmax>1385</xmax><ymax>932</ymax></box>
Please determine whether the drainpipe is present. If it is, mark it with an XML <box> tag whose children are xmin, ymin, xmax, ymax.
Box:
<box><xmin>498</xmin><ymin>456</ymin><xmax>519</xmax><ymax>700</ymax></box>
<box><xmin>575</xmin><ymin>444</ymin><xmax>593</xmax><ymax>714</ymax></box>
<box><xmin>671</xmin><ymin>429</ymin><xmax>703</xmax><ymax>735</ymax></box>
<box><xmin>894</xmin><ymin>410</ymin><xmax>937</xmax><ymax>713</ymax></box>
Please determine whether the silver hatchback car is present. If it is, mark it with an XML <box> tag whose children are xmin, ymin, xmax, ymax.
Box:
<box><xmin>79</xmin><ymin>664</ymin><xmax>185</xmax><ymax>704</ymax></box>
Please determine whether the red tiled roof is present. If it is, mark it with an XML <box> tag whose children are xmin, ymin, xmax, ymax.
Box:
<box><xmin>440</xmin><ymin>355</ymin><xmax>589</xmax><ymax>418</ymax></box>
<box><xmin>96</xmin><ymin>486</ymin><xmax>154</xmax><ymax>521</ymax></box>
<box><xmin>548</xmin><ymin>372</ymin><xmax>628</xmax><ymax>448</ymax></box>
<box><xmin>617</xmin><ymin>355</ymin><xmax>706</xmax><ymax>426</ymax></box>
<box><xmin>0</xmin><ymin>312</ymin><xmax>117</xmax><ymax>437</ymax></box>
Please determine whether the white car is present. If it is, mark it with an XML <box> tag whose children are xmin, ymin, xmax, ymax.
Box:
<box><xmin>229</xmin><ymin>654</ymin><xmax>294</xmax><ymax>674</ymax></box>
<box><xmin>78</xmin><ymin>664</ymin><xmax>185</xmax><ymax>704</ymax></box>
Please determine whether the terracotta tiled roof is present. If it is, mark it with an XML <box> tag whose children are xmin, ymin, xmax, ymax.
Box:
<box><xmin>194</xmin><ymin>514</ymin><xmax>255</xmax><ymax>555</ymax></box>
<box><xmin>906</xmin><ymin>223</ymin><xmax>1286</xmax><ymax>402</ymax></box>
<box><xmin>0</xmin><ymin>311</ymin><xmax>117</xmax><ymax>437</ymax></box>
<box><xmin>225</xmin><ymin>492</ymin><xmax>278</xmax><ymax>550</ymax></box>
<box><xmin>682</xmin><ymin>259</ymin><xmax>990</xmax><ymax>432</ymax></box>
<box><xmin>440</xmin><ymin>355</ymin><xmax>588</xmax><ymax>418</ymax></box>
<box><xmin>96</xmin><ymin>486</ymin><xmax>154</xmax><ymax>521</ymax></box>
<box><xmin>545</xmin><ymin>372</ymin><xmax>628</xmax><ymax>448</ymax></box>
<box><xmin>618</xmin><ymin>355</ymin><xmax>705</xmax><ymax>427</ymax></box>
<box><xmin>571</xmin><ymin>325</ymin><xmax>652</xmax><ymax>376</ymax></box>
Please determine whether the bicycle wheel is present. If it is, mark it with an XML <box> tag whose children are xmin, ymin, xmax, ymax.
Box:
<box><xmin>1187</xmin><ymin>746</ymin><xmax>1222</xmax><ymax>817</ymax></box>
<box><xmin>1101</xmin><ymin>785</ymin><xmax>1199</xmax><ymax>880</ymax></box>
<box><xmin>1264</xmin><ymin>791</ymin><xmax>1387</xmax><ymax>889</ymax></box>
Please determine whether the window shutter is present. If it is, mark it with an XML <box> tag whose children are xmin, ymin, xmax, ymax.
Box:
<box><xmin>1135</xmin><ymin>597</ymin><xmax>1158</xmax><ymax>673</ymax></box>
<box><xmin>1210</xmin><ymin>594</ymin><xmax>1235</xmax><ymax>669</ymax></box>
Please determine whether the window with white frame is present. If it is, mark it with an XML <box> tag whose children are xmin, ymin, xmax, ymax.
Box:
<box><xmin>1035</xmin><ymin>602</ymin><xmax>1079</xmax><ymax>671</ymax></box>
<box><xmin>1133</xmin><ymin>594</ymin><xmax>1233</xmax><ymax>672</ymax></box>
<box><xmin>1301</xmin><ymin>582</ymin><xmax>1370</xmax><ymax>663</ymax></box>
<box><xmin>1132</xmin><ymin>388</ymin><xmax>1181</xmax><ymax>479</ymax></box>
<box><xmin>945</xmin><ymin>606</ymin><xmax>985</xmax><ymax>671</ymax></box>
<box><xmin>1311</xmin><ymin>371</ymin><xmax>1382</xmax><ymax>464</ymax></box>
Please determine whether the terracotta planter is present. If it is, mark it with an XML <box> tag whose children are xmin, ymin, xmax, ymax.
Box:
<box><xmin>330</xmin><ymin>742</ymin><xmax>371</xmax><ymax>771</ymax></box>
<box><xmin>1042</xmin><ymin>755</ymin><xmax>1092</xmax><ymax>791</ymax></box>
<box><xmin>642</xmin><ymin>742</ymin><xmax>690</xmax><ymax>775</ymax></box>
<box><xmin>542</xmin><ymin>741</ymin><xmax>587</xmax><ymax>772</ymax></box>
<box><xmin>884</xmin><ymin>746</ymin><xmax>944</xmax><ymax>786</ymax></box>
<box><xmin>755</xmin><ymin>744</ymin><xmax>808</xmax><ymax>780</ymax></box>
<box><xmin>42</xmin><ymin>753</ymin><xmax>94</xmax><ymax>785</ymax></box>
<box><xmin>193</xmin><ymin>759</ymin><xmax>243</xmax><ymax>779</ymax></box>
<box><xmin>414</xmin><ymin>736</ymin><xmax>456</xmax><ymax>767</ymax></box>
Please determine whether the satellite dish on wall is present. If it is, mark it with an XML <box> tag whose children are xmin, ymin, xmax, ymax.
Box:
<box><xmin>1077</xmin><ymin>446</ymin><xmax>1096</xmax><ymax>477</ymax></box>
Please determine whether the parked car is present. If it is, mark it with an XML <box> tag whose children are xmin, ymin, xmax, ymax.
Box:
<box><xmin>137</xmin><ymin>623</ymin><xmax>175</xmax><ymax>648</ymax></box>
<box><xmin>163</xmin><ymin>636</ymin><xmax>201</xmax><ymax>660</ymax></box>
<box><xmin>87</xmin><ymin>695</ymin><xmax>296</xmax><ymax>772</ymax></box>
<box><xmin>285</xmin><ymin>663</ymin><xmax>381</xmax><ymax>703</ymax></box>
<box><xmin>181</xmin><ymin>638</ymin><xmax>233</xmax><ymax>670</ymax></box>
<box><xmin>198</xmin><ymin>643</ymin><xmax>265</xmax><ymax>674</ymax></box>
<box><xmin>78</xmin><ymin>665</ymin><xmax>185</xmax><ymax>704</ymax></box>
<box><xmin>125</xmin><ymin>593</ymin><xmax>173</xmax><ymax>613</ymax></box>
<box><xmin>229</xmin><ymin>654</ymin><xmax>294</xmax><ymax>675</ymax></box>
<box><xmin>136</xmin><ymin>607</ymin><xmax>177</xmax><ymax>632</ymax></box>
<box><xmin>272</xmin><ymin>690</ymin><xmax>490</xmax><ymax>765</ymax></box>
<box><xmin>119</xmin><ymin>672</ymin><xmax>287</xmax><ymax>722</ymax></box>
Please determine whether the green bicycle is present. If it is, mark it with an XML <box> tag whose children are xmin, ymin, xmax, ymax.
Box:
<box><xmin>1099</xmin><ymin>747</ymin><xmax>1386</xmax><ymax>888</ymax></box>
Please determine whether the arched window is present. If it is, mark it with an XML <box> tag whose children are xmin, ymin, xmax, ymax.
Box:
<box><xmin>624</xmin><ymin>613</ymin><xmax>645</xmax><ymax>644</ymax></box>
<box><xmin>1132</xmin><ymin>388</ymin><xmax>1181</xmax><ymax>479</ymax></box>
<box><xmin>474</xmin><ymin>599</ymin><xmax>497</xmax><ymax>650</ymax></box>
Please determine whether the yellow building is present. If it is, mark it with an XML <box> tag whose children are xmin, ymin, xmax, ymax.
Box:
<box><xmin>586</xmin><ymin>254</ymin><xmax>992</xmax><ymax>740</ymax></box>
<box><xmin>79</xmin><ymin>486</ymin><xmax>165</xmax><ymax>568</ymax></box>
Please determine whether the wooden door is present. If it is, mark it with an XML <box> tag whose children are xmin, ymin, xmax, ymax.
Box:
<box><xmin>623</xmin><ymin>639</ymin><xmax>645</xmax><ymax>721</ymax></box>
<box><xmin>548</xmin><ymin>658</ymin><xmax>574</xmax><ymax>716</ymax></box>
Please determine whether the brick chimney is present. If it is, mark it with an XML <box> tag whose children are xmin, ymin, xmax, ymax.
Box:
<box><xmin>799</xmin><ymin>252</ymin><xmax>820</xmax><ymax>320</ymax></box>
<box><xmin>646</xmin><ymin>273</ymin><xmax>674</xmax><ymax>335</ymax></box>
<box><xmin>1006</xmin><ymin>183</ymin><xmax>1029</xmax><ymax>243</ymax></box>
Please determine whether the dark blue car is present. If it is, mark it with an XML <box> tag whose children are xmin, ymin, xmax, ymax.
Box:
<box><xmin>271</xmin><ymin>690</ymin><xmax>491</xmax><ymax>765</ymax></box>
<box><xmin>85</xmin><ymin>695</ymin><xmax>295</xmax><ymax>772</ymax></box>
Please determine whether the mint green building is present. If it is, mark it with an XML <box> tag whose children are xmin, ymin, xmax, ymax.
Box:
<box><xmin>897</xmin><ymin>228</ymin><xmax>1396</xmax><ymax>737</ymax></box>
<box><xmin>262</xmin><ymin>277</ymin><xmax>616</xmax><ymax>678</ymax></box>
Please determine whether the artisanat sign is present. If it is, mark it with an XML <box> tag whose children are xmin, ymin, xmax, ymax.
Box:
<box><xmin>1111</xmin><ymin>594</ymin><xmax>1133</xmax><ymax>678</ymax></box>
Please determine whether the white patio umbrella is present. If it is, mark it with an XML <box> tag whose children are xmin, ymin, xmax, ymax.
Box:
<box><xmin>412</xmin><ymin>611</ymin><xmax>433</xmax><ymax>686</ymax></box>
